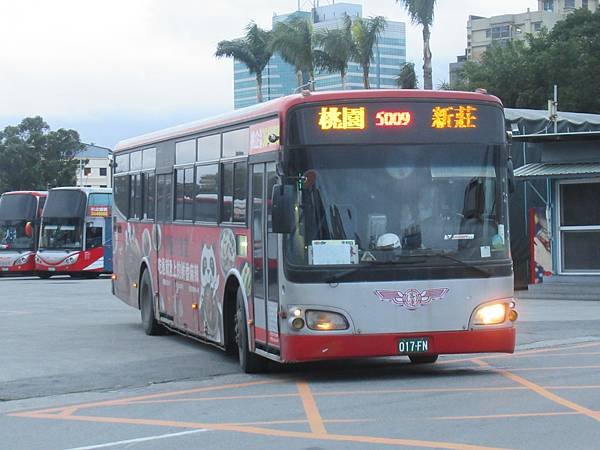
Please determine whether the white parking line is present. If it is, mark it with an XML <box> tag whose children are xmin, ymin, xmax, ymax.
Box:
<box><xmin>63</xmin><ymin>429</ymin><xmax>210</xmax><ymax>450</ymax></box>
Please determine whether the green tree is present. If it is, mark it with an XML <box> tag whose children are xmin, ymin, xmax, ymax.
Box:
<box><xmin>395</xmin><ymin>62</ymin><xmax>418</xmax><ymax>89</ymax></box>
<box><xmin>314</xmin><ymin>15</ymin><xmax>355</xmax><ymax>89</ymax></box>
<box><xmin>397</xmin><ymin>0</ymin><xmax>437</xmax><ymax>90</ymax></box>
<box><xmin>0</xmin><ymin>117</ymin><xmax>83</xmax><ymax>193</ymax></box>
<box><xmin>350</xmin><ymin>16</ymin><xmax>387</xmax><ymax>89</ymax></box>
<box><xmin>460</xmin><ymin>9</ymin><xmax>600</xmax><ymax>113</ymax></box>
<box><xmin>271</xmin><ymin>16</ymin><xmax>316</xmax><ymax>89</ymax></box>
<box><xmin>215</xmin><ymin>22</ymin><xmax>273</xmax><ymax>102</ymax></box>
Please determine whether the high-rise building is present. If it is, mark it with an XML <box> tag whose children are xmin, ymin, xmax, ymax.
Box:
<box><xmin>233</xmin><ymin>2</ymin><xmax>406</xmax><ymax>109</ymax></box>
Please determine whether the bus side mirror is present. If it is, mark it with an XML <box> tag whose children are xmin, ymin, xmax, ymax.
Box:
<box><xmin>507</xmin><ymin>157</ymin><xmax>515</xmax><ymax>194</ymax></box>
<box><xmin>271</xmin><ymin>184</ymin><xmax>295</xmax><ymax>234</ymax></box>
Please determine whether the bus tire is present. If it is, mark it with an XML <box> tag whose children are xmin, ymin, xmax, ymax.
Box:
<box><xmin>37</xmin><ymin>272</ymin><xmax>52</xmax><ymax>279</ymax></box>
<box><xmin>140</xmin><ymin>269</ymin><xmax>164</xmax><ymax>336</ymax></box>
<box><xmin>409</xmin><ymin>354</ymin><xmax>439</xmax><ymax>364</ymax></box>
<box><xmin>236</xmin><ymin>288</ymin><xmax>266</xmax><ymax>373</ymax></box>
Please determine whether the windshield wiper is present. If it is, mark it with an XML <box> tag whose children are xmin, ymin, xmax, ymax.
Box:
<box><xmin>324</xmin><ymin>258</ymin><xmax>426</xmax><ymax>283</ymax></box>
<box><xmin>413</xmin><ymin>251</ymin><xmax>491</xmax><ymax>278</ymax></box>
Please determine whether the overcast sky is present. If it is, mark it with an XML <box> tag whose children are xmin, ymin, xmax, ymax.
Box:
<box><xmin>0</xmin><ymin>0</ymin><xmax>539</xmax><ymax>148</ymax></box>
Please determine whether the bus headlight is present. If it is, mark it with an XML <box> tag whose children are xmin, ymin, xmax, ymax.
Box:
<box><xmin>61</xmin><ymin>254</ymin><xmax>79</xmax><ymax>266</ymax></box>
<box><xmin>306</xmin><ymin>310</ymin><xmax>349</xmax><ymax>331</ymax></box>
<box><xmin>473</xmin><ymin>303</ymin><xmax>507</xmax><ymax>325</ymax></box>
<box><xmin>14</xmin><ymin>255</ymin><xmax>30</xmax><ymax>265</ymax></box>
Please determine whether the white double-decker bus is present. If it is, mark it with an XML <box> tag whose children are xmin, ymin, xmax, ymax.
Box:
<box><xmin>112</xmin><ymin>90</ymin><xmax>517</xmax><ymax>372</ymax></box>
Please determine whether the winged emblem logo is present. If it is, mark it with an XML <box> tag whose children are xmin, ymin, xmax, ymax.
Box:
<box><xmin>374</xmin><ymin>288</ymin><xmax>449</xmax><ymax>310</ymax></box>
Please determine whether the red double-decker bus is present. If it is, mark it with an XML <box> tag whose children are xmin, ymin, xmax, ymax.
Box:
<box><xmin>112</xmin><ymin>90</ymin><xmax>517</xmax><ymax>372</ymax></box>
<box><xmin>0</xmin><ymin>191</ymin><xmax>46</xmax><ymax>275</ymax></box>
<box><xmin>36</xmin><ymin>187</ymin><xmax>113</xmax><ymax>278</ymax></box>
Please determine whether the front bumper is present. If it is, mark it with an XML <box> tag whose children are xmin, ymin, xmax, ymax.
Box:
<box><xmin>279</xmin><ymin>327</ymin><xmax>515</xmax><ymax>362</ymax></box>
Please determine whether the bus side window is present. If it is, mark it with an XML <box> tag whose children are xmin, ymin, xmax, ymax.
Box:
<box><xmin>86</xmin><ymin>224</ymin><xmax>103</xmax><ymax>249</ymax></box>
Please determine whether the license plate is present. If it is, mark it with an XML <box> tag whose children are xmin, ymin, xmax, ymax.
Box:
<box><xmin>48</xmin><ymin>267</ymin><xmax>56</xmax><ymax>272</ymax></box>
<box><xmin>398</xmin><ymin>337</ymin><xmax>429</xmax><ymax>354</ymax></box>
<box><xmin>1</xmin><ymin>268</ymin><xmax>8</xmax><ymax>272</ymax></box>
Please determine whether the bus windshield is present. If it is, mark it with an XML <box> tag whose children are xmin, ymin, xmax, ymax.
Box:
<box><xmin>284</xmin><ymin>144</ymin><xmax>509</xmax><ymax>269</ymax></box>
<box><xmin>0</xmin><ymin>220</ymin><xmax>34</xmax><ymax>250</ymax></box>
<box><xmin>0</xmin><ymin>194</ymin><xmax>37</xmax><ymax>251</ymax></box>
<box><xmin>40</xmin><ymin>218</ymin><xmax>83</xmax><ymax>251</ymax></box>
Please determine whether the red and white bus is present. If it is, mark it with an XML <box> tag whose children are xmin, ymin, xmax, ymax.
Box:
<box><xmin>112</xmin><ymin>90</ymin><xmax>517</xmax><ymax>372</ymax></box>
<box><xmin>0</xmin><ymin>191</ymin><xmax>46</xmax><ymax>275</ymax></box>
<box><xmin>36</xmin><ymin>187</ymin><xmax>113</xmax><ymax>278</ymax></box>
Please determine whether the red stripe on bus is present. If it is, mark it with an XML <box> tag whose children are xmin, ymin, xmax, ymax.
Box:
<box><xmin>279</xmin><ymin>328</ymin><xmax>515</xmax><ymax>363</ymax></box>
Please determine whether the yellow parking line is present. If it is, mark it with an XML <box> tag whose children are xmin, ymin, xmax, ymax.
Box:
<box><xmin>472</xmin><ymin>359</ymin><xmax>600</xmax><ymax>424</ymax></box>
<box><xmin>496</xmin><ymin>365</ymin><xmax>600</xmax><ymax>372</ymax></box>
<box><xmin>11</xmin><ymin>379</ymin><xmax>278</xmax><ymax>417</ymax></box>
<box><xmin>433</xmin><ymin>411</ymin><xmax>581</xmax><ymax>420</ymax></box>
<box><xmin>20</xmin><ymin>412</ymin><xmax>511</xmax><ymax>450</ymax></box>
<box><xmin>297</xmin><ymin>382</ymin><xmax>327</xmax><ymax>435</ymax></box>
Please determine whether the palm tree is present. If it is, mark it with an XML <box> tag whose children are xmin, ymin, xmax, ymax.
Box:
<box><xmin>313</xmin><ymin>15</ymin><xmax>354</xmax><ymax>89</ymax></box>
<box><xmin>397</xmin><ymin>0</ymin><xmax>437</xmax><ymax>90</ymax></box>
<box><xmin>271</xmin><ymin>16</ymin><xmax>316</xmax><ymax>90</ymax></box>
<box><xmin>215</xmin><ymin>22</ymin><xmax>272</xmax><ymax>103</ymax></box>
<box><xmin>350</xmin><ymin>16</ymin><xmax>387</xmax><ymax>89</ymax></box>
<box><xmin>395</xmin><ymin>62</ymin><xmax>418</xmax><ymax>89</ymax></box>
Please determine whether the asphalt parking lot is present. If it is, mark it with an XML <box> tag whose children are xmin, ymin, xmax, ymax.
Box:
<box><xmin>1</xmin><ymin>276</ymin><xmax>600</xmax><ymax>449</ymax></box>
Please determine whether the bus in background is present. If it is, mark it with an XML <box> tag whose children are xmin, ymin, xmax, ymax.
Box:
<box><xmin>0</xmin><ymin>191</ymin><xmax>46</xmax><ymax>275</ymax></box>
<box><xmin>36</xmin><ymin>187</ymin><xmax>113</xmax><ymax>278</ymax></box>
<box><xmin>112</xmin><ymin>90</ymin><xmax>517</xmax><ymax>373</ymax></box>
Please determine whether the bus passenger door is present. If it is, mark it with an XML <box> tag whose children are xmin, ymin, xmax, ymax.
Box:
<box><xmin>103</xmin><ymin>217</ymin><xmax>113</xmax><ymax>273</ymax></box>
<box><xmin>251</xmin><ymin>162</ymin><xmax>280</xmax><ymax>353</ymax></box>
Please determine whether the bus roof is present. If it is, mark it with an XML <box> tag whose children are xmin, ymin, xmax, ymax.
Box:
<box><xmin>1</xmin><ymin>191</ymin><xmax>47</xmax><ymax>197</ymax></box>
<box><xmin>50</xmin><ymin>187</ymin><xmax>112</xmax><ymax>195</ymax></box>
<box><xmin>114</xmin><ymin>90</ymin><xmax>502</xmax><ymax>153</ymax></box>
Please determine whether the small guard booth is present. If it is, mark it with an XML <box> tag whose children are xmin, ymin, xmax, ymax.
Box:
<box><xmin>505</xmin><ymin>108</ymin><xmax>600</xmax><ymax>290</ymax></box>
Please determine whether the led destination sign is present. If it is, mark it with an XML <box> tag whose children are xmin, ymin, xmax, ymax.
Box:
<box><xmin>318</xmin><ymin>105</ymin><xmax>478</xmax><ymax>131</ymax></box>
<box><xmin>287</xmin><ymin>101</ymin><xmax>502</xmax><ymax>146</ymax></box>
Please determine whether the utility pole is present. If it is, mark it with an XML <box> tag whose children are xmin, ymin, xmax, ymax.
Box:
<box><xmin>548</xmin><ymin>84</ymin><xmax>558</xmax><ymax>134</ymax></box>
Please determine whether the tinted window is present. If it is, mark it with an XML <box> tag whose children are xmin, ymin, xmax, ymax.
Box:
<box><xmin>221</xmin><ymin>163</ymin><xmax>234</xmax><ymax>222</ymax></box>
<box><xmin>130</xmin><ymin>174</ymin><xmax>143</xmax><ymax>219</ymax></box>
<box><xmin>197</xmin><ymin>134</ymin><xmax>220</xmax><ymax>161</ymax></box>
<box><xmin>142</xmin><ymin>148</ymin><xmax>156</xmax><ymax>169</ymax></box>
<box><xmin>222</xmin><ymin>128</ymin><xmax>249</xmax><ymax>157</ymax></box>
<box><xmin>143</xmin><ymin>173</ymin><xmax>155</xmax><ymax>220</ymax></box>
<box><xmin>195</xmin><ymin>164</ymin><xmax>218</xmax><ymax>222</ymax></box>
<box><xmin>115</xmin><ymin>154</ymin><xmax>130</xmax><ymax>173</ymax></box>
<box><xmin>114</xmin><ymin>176</ymin><xmax>130</xmax><ymax>217</ymax></box>
<box><xmin>0</xmin><ymin>194</ymin><xmax>36</xmax><ymax>220</ymax></box>
<box><xmin>88</xmin><ymin>193</ymin><xmax>112</xmax><ymax>206</ymax></box>
<box><xmin>156</xmin><ymin>174</ymin><xmax>173</xmax><ymax>222</ymax></box>
<box><xmin>233</xmin><ymin>162</ymin><xmax>247</xmax><ymax>222</ymax></box>
<box><xmin>130</xmin><ymin>151</ymin><xmax>142</xmax><ymax>171</ymax></box>
<box><xmin>175</xmin><ymin>168</ymin><xmax>194</xmax><ymax>221</ymax></box>
<box><xmin>176</xmin><ymin>139</ymin><xmax>196</xmax><ymax>164</ymax></box>
<box><xmin>43</xmin><ymin>190</ymin><xmax>86</xmax><ymax>218</ymax></box>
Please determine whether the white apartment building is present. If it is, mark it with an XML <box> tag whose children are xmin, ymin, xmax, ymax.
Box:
<box><xmin>75</xmin><ymin>144</ymin><xmax>112</xmax><ymax>188</ymax></box>
<box><xmin>468</xmin><ymin>0</ymin><xmax>598</xmax><ymax>60</ymax></box>
<box><xmin>450</xmin><ymin>0</ymin><xmax>598</xmax><ymax>84</ymax></box>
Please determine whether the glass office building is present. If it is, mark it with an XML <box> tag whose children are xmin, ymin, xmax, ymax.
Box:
<box><xmin>233</xmin><ymin>3</ymin><xmax>406</xmax><ymax>109</ymax></box>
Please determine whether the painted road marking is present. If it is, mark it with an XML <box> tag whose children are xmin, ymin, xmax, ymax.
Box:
<box><xmin>64</xmin><ymin>429</ymin><xmax>210</xmax><ymax>450</ymax></box>
<box><xmin>297</xmin><ymin>381</ymin><xmax>327</xmax><ymax>435</ymax></box>
<box><xmin>472</xmin><ymin>359</ymin><xmax>600</xmax><ymax>424</ymax></box>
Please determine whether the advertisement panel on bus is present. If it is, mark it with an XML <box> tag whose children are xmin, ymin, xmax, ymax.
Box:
<box><xmin>0</xmin><ymin>191</ymin><xmax>46</xmax><ymax>274</ymax></box>
<box><xmin>36</xmin><ymin>187</ymin><xmax>113</xmax><ymax>278</ymax></box>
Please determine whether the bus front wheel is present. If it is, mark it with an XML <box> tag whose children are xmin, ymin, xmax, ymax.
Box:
<box><xmin>235</xmin><ymin>288</ymin><xmax>266</xmax><ymax>373</ymax></box>
<box><xmin>140</xmin><ymin>269</ymin><xmax>164</xmax><ymax>336</ymax></box>
<box><xmin>409</xmin><ymin>354</ymin><xmax>439</xmax><ymax>364</ymax></box>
